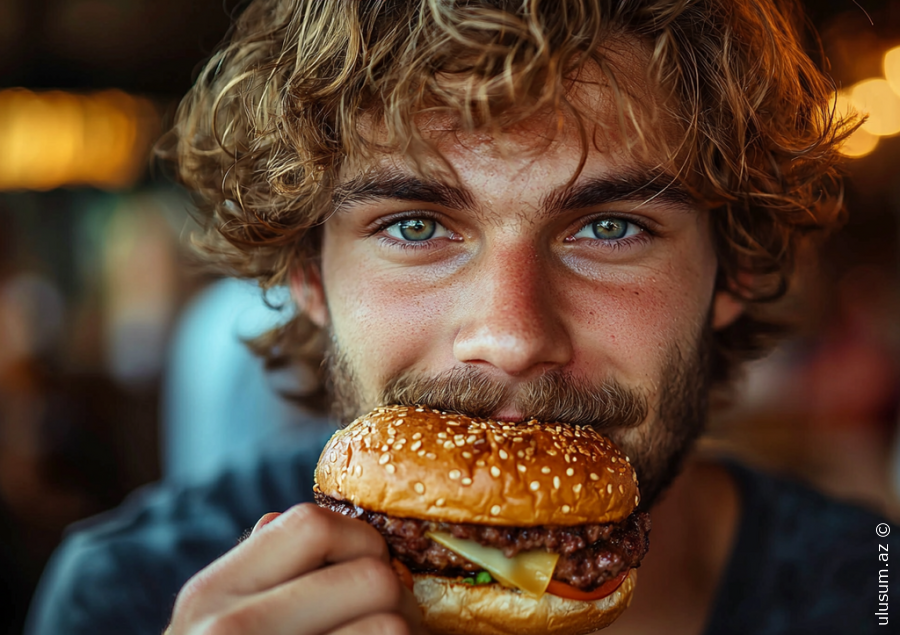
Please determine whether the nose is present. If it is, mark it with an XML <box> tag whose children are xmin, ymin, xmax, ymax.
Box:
<box><xmin>453</xmin><ymin>242</ymin><xmax>572</xmax><ymax>378</ymax></box>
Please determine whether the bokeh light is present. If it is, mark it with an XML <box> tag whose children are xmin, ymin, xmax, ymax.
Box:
<box><xmin>850</xmin><ymin>78</ymin><xmax>900</xmax><ymax>137</ymax></box>
<box><xmin>0</xmin><ymin>89</ymin><xmax>159</xmax><ymax>191</ymax></box>
<box><xmin>883</xmin><ymin>46</ymin><xmax>900</xmax><ymax>98</ymax></box>
<box><xmin>833</xmin><ymin>91</ymin><xmax>879</xmax><ymax>158</ymax></box>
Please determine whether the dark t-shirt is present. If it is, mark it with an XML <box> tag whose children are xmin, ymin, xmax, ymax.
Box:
<box><xmin>24</xmin><ymin>438</ymin><xmax>899</xmax><ymax>635</ymax></box>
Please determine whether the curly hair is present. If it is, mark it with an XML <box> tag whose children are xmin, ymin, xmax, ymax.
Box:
<box><xmin>161</xmin><ymin>0</ymin><xmax>857</xmax><ymax>408</ymax></box>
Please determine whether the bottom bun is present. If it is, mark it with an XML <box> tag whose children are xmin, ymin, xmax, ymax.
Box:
<box><xmin>413</xmin><ymin>569</ymin><xmax>636</xmax><ymax>635</ymax></box>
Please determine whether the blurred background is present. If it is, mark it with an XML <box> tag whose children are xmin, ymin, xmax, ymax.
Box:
<box><xmin>0</xmin><ymin>1</ymin><xmax>899</xmax><ymax>633</ymax></box>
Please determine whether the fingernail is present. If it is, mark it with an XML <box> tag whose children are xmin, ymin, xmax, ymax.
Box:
<box><xmin>252</xmin><ymin>512</ymin><xmax>281</xmax><ymax>534</ymax></box>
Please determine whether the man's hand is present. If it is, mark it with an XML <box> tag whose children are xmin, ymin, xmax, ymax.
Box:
<box><xmin>166</xmin><ymin>504</ymin><xmax>426</xmax><ymax>635</ymax></box>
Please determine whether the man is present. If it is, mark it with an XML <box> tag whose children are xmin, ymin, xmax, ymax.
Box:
<box><xmin>25</xmin><ymin>1</ymin><xmax>897</xmax><ymax>634</ymax></box>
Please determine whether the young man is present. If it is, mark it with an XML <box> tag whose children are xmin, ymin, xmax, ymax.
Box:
<box><xmin>26</xmin><ymin>1</ymin><xmax>898</xmax><ymax>634</ymax></box>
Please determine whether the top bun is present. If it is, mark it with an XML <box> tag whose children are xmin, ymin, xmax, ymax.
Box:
<box><xmin>315</xmin><ymin>405</ymin><xmax>639</xmax><ymax>526</ymax></box>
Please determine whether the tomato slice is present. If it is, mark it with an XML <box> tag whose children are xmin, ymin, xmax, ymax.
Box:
<box><xmin>545</xmin><ymin>569</ymin><xmax>630</xmax><ymax>601</ymax></box>
<box><xmin>391</xmin><ymin>558</ymin><xmax>414</xmax><ymax>591</ymax></box>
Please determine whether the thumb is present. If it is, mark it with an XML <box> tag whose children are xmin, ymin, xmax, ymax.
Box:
<box><xmin>251</xmin><ymin>512</ymin><xmax>282</xmax><ymax>535</ymax></box>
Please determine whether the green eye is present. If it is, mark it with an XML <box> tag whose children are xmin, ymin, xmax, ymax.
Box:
<box><xmin>571</xmin><ymin>217</ymin><xmax>640</xmax><ymax>241</ymax></box>
<box><xmin>591</xmin><ymin>218</ymin><xmax>628</xmax><ymax>239</ymax></box>
<box><xmin>396</xmin><ymin>219</ymin><xmax>436</xmax><ymax>241</ymax></box>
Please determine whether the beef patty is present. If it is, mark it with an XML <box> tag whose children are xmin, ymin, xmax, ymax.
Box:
<box><xmin>315</xmin><ymin>492</ymin><xmax>650</xmax><ymax>591</ymax></box>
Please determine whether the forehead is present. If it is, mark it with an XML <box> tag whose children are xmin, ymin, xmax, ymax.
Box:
<box><xmin>340</xmin><ymin>38</ymin><xmax>670</xmax><ymax>193</ymax></box>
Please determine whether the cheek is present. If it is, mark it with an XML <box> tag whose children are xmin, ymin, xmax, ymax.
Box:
<box><xmin>322</xmin><ymin>242</ymin><xmax>456</xmax><ymax>381</ymax></box>
<box><xmin>566</xmin><ymin>263</ymin><xmax>715</xmax><ymax>380</ymax></box>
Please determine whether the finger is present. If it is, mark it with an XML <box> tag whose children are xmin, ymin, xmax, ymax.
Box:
<box><xmin>227</xmin><ymin>556</ymin><xmax>408</xmax><ymax>635</ymax></box>
<box><xmin>329</xmin><ymin>612</ymin><xmax>426</xmax><ymax>635</ymax></box>
<box><xmin>252</xmin><ymin>512</ymin><xmax>282</xmax><ymax>534</ymax></box>
<box><xmin>398</xmin><ymin>585</ymin><xmax>426</xmax><ymax>634</ymax></box>
<box><xmin>206</xmin><ymin>504</ymin><xmax>390</xmax><ymax>595</ymax></box>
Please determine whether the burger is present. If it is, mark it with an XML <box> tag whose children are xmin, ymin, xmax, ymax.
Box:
<box><xmin>314</xmin><ymin>405</ymin><xmax>650</xmax><ymax>635</ymax></box>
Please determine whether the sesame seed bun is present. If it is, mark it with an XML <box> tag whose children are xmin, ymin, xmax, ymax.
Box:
<box><xmin>413</xmin><ymin>569</ymin><xmax>637</xmax><ymax>635</ymax></box>
<box><xmin>315</xmin><ymin>405</ymin><xmax>640</xmax><ymax>526</ymax></box>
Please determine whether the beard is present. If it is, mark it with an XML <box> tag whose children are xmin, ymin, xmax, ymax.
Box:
<box><xmin>323</xmin><ymin>323</ymin><xmax>712</xmax><ymax>510</ymax></box>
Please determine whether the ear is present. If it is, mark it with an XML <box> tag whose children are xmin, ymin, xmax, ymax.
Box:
<box><xmin>711</xmin><ymin>289</ymin><xmax>745</xmax><ymax>330</ymax></box>
<box><xmin>289</xmin><ymin>264</ymin><xmax>328</xmax><ymax>327</ymax></box>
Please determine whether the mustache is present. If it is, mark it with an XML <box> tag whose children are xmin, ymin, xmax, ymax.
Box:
<box><xmin>379</xmin><ymin>365</ymin><xmax>648</xmax><ymax>430</ymax></box>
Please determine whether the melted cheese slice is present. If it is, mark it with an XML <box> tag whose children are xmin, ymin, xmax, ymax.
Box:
<box><xmin>426</xmin><ymin>531</ymin><xmax>560</xmax><ymax>598</ymax></box>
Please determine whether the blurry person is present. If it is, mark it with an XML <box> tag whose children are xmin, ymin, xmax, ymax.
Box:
<box><xmin>162</xmin><ymin>278</ymin><xmax>332</xmax><ymax>484</ymax></box>
<box><xmin>25</xmin><ymin>1</ymin><xmax>899</xmax><ymax>635</ymax></box>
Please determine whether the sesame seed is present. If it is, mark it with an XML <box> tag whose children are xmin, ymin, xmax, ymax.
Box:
<box><xmin>381</xmin><ymin>445</ymin><xmax>389</xmax><ymax>452</ymax></box>
<box><xmin>379</xmin><ymin>454</ymin><xmax>391</xmax><ymax>465</ymax></box>
<box><xmin>392</xmin><ymin>442</ymin><xmax>403</xmax><ymax>451</ymax></box>
<box><xmin>385</xmin><ymin>464</ymin><xmax>396</xmax><ymax>474</ymax></box>
<box><xmin>541</xmin><ymin>466</ymin><xmax>551</xmax><ymax>474</ymax></box>
<box><xmin>412</xmin><ymin>432</ymin><xmax>422</xmax><ymax>440</ymax></box>
<box><xmin>455</xmin><ymin>438</ymin><xmax>465</xmax><ymax>447</ymax></box>
<box><xmin>499</xmin><ymin>449</ymin><xmax>509</xmax><ymax>460</ymax></box>
<box><xmin>418</xmin><ymin>450</ymin><xmax>426</xmax><ymax>457</ymax></box>
<box><xmin>490</xmin><ymin>466</ymin><xmax>501</xmax><ymax>478</ymax></box>
<box><xmin>517</xmin><ymin>464</ymin><xmax>527</xmax><ymax>473</ymax></box>
<box><xmin>443</xmin><ymin>441</ymin><xmax>455</xmax><ymax>450</ymax></box>
<box><xmin>462</xmin><ymin>451</ymin><xmax>472</xmax><ymax>459</ymax></box>
<box><xmin>415</xmin><ymin>408</ymin><xmax>425</xmax><ymax>412</ymax></box>
<box><xmin>607</xmin><ymin>467</ymin><xmax>615</xmax><ymax>473</ymax></box>
<box><xmin>354</xmin><ymin>465</ymin><xmax>362</xmax><ymax>476</ymax></box>
<box><xmin>635</xmin><ymin>495</ymin><xmax>640</xmax><ymax>505</ymax></box>
<box><xmin>449</xmin><ymin>470</ymin><xmax>461</xmax><ymax>480</ymax></box>
<box><xmin>625</xmin><ymin>455</ymin><xmax>631</xmax><ymax>463</ymax></box>
<box><xmin>466</xmin><ymin>435</ymin><xmax>477</xmax><ymax>444</ymax></box>
<box><xmin>553</xmin><ymin>476</ymin><xmax>561</xmax><ymax>489</ymax></box>
<box><xmin>426</xmin><ymin>452</ymin><xmax>437</xmax><ymax>460</ymax></box>
<box><xmin>530</xmin><ymin>481</ymin><xmax>540</xmax><ymax>491</ymax></box>
<box><xmin>607</xmin><ymin>484</ymin><xmax>613</xmax><ymax>494</ymax></box>
<box><xmin>394</xmin><ymin>419</ymin><xmax>403</xmax><ymax>426</ymax></box>
<box><xmin>573</xmin><ymin>483</ymin><xmax>582</xmax><ymax>494</ymax></box>
<box><xmin>491</xmin><ymin>505</ymin><xmax>501</xmax><ymax>516</ymax></box>
<box><xmin>437</xmin><ymin>432</ymin><xmax>447</xmax><ymax>439</ymax></box>
<box><xmin>513</xmin><ymin>437</ymin><xmax>523</xmax><ymax>443</ymax></box>
<box><xmin>517</xmin><ymin>450</ymin><xmax>525</xmax><ymax>458</ymax></box>
<box><xmin>566</xmin><ymin>468</ymin><xmax>574</xmax><ymax>476</ymax></box>
<box><xmin>476</xmin><ymin>459</ymin><xmax>486</xmax><ymax>467</ymax></box>
<box><xmin>461</xmin><ymin>477</ymin><xmax>472</xmax><ymax>486</ymax></box>
<box><xmin>611</xmin><ymin>456</ymin><xmax>617</xmax><ymax>463</ymax></box>
<box><xmin>562</xmin><ymin>505</ymin><xmax>571</xmax><ymax>513</ymax></box>
<box><xmin>436</xmin><ymin>498</ymin><xmax>445</xmax><ymax>507</ymax></box>
<box><xmin>619</xmin><ymin>484</ymin><xmax>625</xmax><ymax>494</ymax></box>
<box><xmin>414</xmin><ymin>482</ymin><xmax>425</xmax><ymax>494</ymax></box>
<box><xmin>410</xmin><ymin>440</ymin><xmax>422</xmax><ymax>452</ymax></box>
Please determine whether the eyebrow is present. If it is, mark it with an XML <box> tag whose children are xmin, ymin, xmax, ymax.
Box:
<box><xmin>332</xmin><ymin>169</ymin><xmax>475</xmax><ymax>212</ymax></box>
<box><xmin>332</xmin><ymin>167</ymin><xmax>692</xmax><ymax>216</ymax></box>
<box><xmin>540</xmin><ymin>170</ymin><xmax>694</xmax><ymax>218</ymax></box>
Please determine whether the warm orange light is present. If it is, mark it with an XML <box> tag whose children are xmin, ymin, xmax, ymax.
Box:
<box><xmin>839</xmin><ymin>127</ymin><xmax>879</xmax><ymax>158</ymax></box>
<box><xmin>883</xmin><ymin>46</ymin><xmax>900</xmax><ymax>98</ymax></box>
<box><xmin>850</xmin><ymin>78</ymin><xmax>900</xmax><ymax>137</ymax></box>
<box><xmin>832</xmin><ymin>92</ymin><xmax>878</xmax><ymax>158</ymax></box>
<box><xmin>0</xmin><ymin>89</ymin><xmax>159</xmax><ymax>191</ymax></box>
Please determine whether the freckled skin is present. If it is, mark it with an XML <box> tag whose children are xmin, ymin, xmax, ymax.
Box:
<box><xmin>312</xmin><ymin>53</ymin><xmax>733</xmax><ymax>472</ymax></box>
